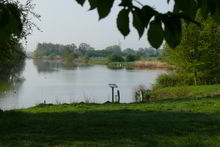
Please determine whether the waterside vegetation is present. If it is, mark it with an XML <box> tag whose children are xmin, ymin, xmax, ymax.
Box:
<box><xmin>32</xmin><ymin>43</ymin><xmax>167</xmax><ymax>69</ymax></box>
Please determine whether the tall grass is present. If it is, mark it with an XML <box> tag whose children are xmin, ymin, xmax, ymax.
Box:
<box><xmin>134</xmin><ymin>61</ymin><xmax>169</xmax><ymax>69</ymax></box>
<box><xmin>154</xmin><ymin>73</ymin><xmax>195</xmax><ymax>88</ymax></box>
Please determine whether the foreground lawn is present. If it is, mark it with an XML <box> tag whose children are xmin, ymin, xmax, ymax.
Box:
<box><xmin>1</xmin><ymin>97</ymin><xmax>220</xmax><ymax>146</ymax></box>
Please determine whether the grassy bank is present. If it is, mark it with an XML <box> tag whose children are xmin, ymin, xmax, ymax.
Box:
<box><xmin>1</xmin><ymin>95</ymin><xmax>220</xmax><ymax>146</ymax></box>
<box><xmin>87</xmin><ymin>57</ymin><xmax>108</xmax><ymax>65</ymax></box>
<box><xmin>149</xmin><ymin>84</ymin><xmax>220</xmax><ymax>101</ymax></box>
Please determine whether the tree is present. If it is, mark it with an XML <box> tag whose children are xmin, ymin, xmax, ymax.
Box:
<box><xmin>0</xmin><ymin>0</ymin><xmax>37</xmax><ymax>86</ymax></box>
<box><xmin>75</xmin><ymin>0</ymin><xmax>220</xmax><ymax>49</ymax></box>
<box><xmin>0</xmin><ymin>0</ymin><xmax>40</xmax><ymax>47</ymax></box>
<box><xmin>108</xmin><ymin>54</ymin><xmax>124</xmax><ymax>62</ymax></box>
<box><xmin>78</xmin><ymin>43</ymin><xmax>94</xmax><ymax>56</ymax></box>
<box><xmin>126</xmin><ymin>54</ymin><xmax>140</xmax><ymax>62</ymax></box>
<box><xmin>64</xmin><ymin>43</ymin><xmax>77</xmax><ymax>55</ymax></box>
<box><xmin>123</xmin><ymin>48</ymin><xmax>136</xmax><ymax>55</ymax></box>
<box><xmin>33</xmin><ymin>43</ymin><xmax>78</xmax><ymax>58</ymax></box>
<box><xmin>105</xmin><ymin>45</ymin><xmax>122</xmax><ymax>54</ymax></box>
<box><xmin>164</xmin><ymin>12</ymin><xmax>220</xmax><ymax>85</ymax></box>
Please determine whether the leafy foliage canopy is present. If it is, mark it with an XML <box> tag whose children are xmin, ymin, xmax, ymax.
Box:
<box><xmin>75</xmin><ymin>0</ymin><xmax>220</xmax><ymax>49</ymax></box>
<box><xmin>164</xmin><ymin>13</ymin><xmax>220</xmax><ymax>84</ymax></box>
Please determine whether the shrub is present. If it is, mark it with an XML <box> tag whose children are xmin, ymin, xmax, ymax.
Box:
<box><xmin>135</xmin><ymin>86</ymin><xmax>152</xmax><ymax>102</ymax></box>
<box><xmin>108</xmin><ymin>54</ymin><xmax>124</xmax><ymax>62</ymax></box>
<box><xmin>84</xmin><ymin>56</ymin><xmax>90</xmax><ymax>64</ymax></box>
<box><xmin>126</xmin><ymin>54</ymin><xmax>140</xmax><ymax>62</ymax></box>
<box><xmin>155</xmin><ymin>73</ymin><xmax>195</xmax><ymax>88</ymax></box>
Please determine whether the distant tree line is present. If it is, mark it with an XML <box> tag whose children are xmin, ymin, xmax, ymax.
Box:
<box><xmin>33</xmin><ymin>42</ymin><xmax>163</xmax><ymax>61</ymax></box>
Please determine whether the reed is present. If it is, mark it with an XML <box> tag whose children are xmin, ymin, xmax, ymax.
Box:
<box><xmin>134</xmin><ymin>61</ymin><xmax>169</xmax><ymax>69</ymax></box>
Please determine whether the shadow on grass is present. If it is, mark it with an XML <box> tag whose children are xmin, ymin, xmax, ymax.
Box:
<box><xmin>0</xmin><ymin>109</ymin><xmax>220</xmax><ymax>146</ymax></box>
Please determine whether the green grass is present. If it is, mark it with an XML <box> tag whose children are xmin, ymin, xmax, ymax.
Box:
<box><xmin>151</xmin><ymin>84</ymin><xmax>220</xmax><ymax>100</ymax></box>
<box><xmin>88</xmin><ymin>57</ymin><xmax>108</xmax><ymax>65</ymax></box>
<box><xmin>1</xmin><ymin>96</ymin><xmax>220</xmax><ymax>146</ymax></box>
<box><xmin>189</xmin><ymin>84</ymin><xmax>220</xmax><ymax>96</ymax></box>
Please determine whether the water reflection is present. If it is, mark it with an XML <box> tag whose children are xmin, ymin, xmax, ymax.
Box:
<box><xmin>0</xmin><ymin>60</ymin><xmax>25</xmax><ymax>98</ymax></box>
<box><xmin>0</xmin><ymin>59</ymin><xmax>166</xmax><ymax>110</ymax></box>
<box><xmin>33</xmin><ymin>60</ymin><xmax>94</xmax><ymax>73</ymax></box>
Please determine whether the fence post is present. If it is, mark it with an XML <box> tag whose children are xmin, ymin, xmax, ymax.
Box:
<box><xmin>112</xmin><ymin>87</ymin><xmax>114</xmax><ymax>103</ymax></box>
<box><xmin>117</xmin><ymin>90</ymin><xmax>120</xmax><ymax>103</ymax></box>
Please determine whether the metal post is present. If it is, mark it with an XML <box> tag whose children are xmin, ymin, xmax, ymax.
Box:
<box><xmin>112</xmin><ymin>87</ymin><xmax>114</xmax><ymax>103</ymax></box>
<box><xmin>117</xmin><ymin>90</ymin><xmax>120</xmax><ymax>103</ymax></box>
<box><xmin>109</xmin><ymin>84</ymin><xmax>118</xmax><ymax>103</ymax></box>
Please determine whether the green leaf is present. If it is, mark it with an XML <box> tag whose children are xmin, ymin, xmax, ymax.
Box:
<box><xmin>212</xmin><ymin>3</ymin><xmax>220</xmax><ymax>24</ymax></box>
<box><xmin>75</xmin><ymin>0</ymin><xmax>86</xmax><ymax>6</ymax></box>
<box><xmin>119</xmin><ymin>0</ymin><xmax>132</xmax><ymax>8</ymax></box>
<box><xmin>148</xmin><ymin>20</ymin><xmax>164</xmax><ymax>49</ymax></box>
<box><xmin>174</xmin><ymin>0</ymin><xmax>197</xmax><ymax>19</ymax></box>
<box><xmin>88</xmin><ymin>0</ymin><xmax>97</xmax><ymax>10</ymax></box>
<box><xmin>163</xmin><ymin>15</ymin><xmax>182</xmax><ymax>49</ymax></box>
<box><xmin>132</xmin><ymin>7</ymin><xmax>145</xmax><ymax>38</ymax></box>
<box><xmin>141</xmin><ymin>6</ymin><xmax>155</xmax><ymax>28</ymax></box>
<box><xmin>97</xmin><ymin>0</ymin><xmax>114</xmax><ymax>20</ymax></box>
<box><xmin>0</xmin><ymin>6</ymin><xmax>11</xmax><ymax>42</ymax></box>
<box><xmin>7</xmin><ymin>4</ymin><xmax>22</xmax><ymax>36</ymax></box>
<box><xmin>0</xmin><ymin>6</ymin><xmax>10</xmax><ymax>28</ymax></box>
<box><xmin>117</xmin><ymin>9</ymin><xmax>130</xmax><ymax>37</ymax></box>
<box><xmin>175</xmin><ymin>13</ymin><xmax>201</xmax><ymax>26</ymax></box>
<box><xmin>207</xmin><ymin>0</ymin><xmax>217</xmax><ymax>15</ymax></box>
<box><xmin>198</xmin><ymin>0</ymin><xmax>209</xmax><ymax>19</ymax></box>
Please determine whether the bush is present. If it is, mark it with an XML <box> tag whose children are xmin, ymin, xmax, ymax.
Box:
<box><xmin>108</xmin><ymin>54</ymin><xmax>124</xmax><ymax>62</ymax></box>
<box><xmin>135</xmin><ymin>86</ymin><xmax>152</xmax><ymax>102</ymax></box>
<box><xmin>63</xmin><ymin>53</ymin><xmax>79</xmax><ymax>63</ymax></box>
<box><xmin>155</xmin><ymin>73</ymin><xmax>195</xmax><ymax>88</ymax></box>
<box><xmin>125</xmin><ymin>54</ymin><xmax>140</xmax><ymax>62</ymax></box>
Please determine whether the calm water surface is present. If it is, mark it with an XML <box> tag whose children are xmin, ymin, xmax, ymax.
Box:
<box><xmin>0</xmin><ymin>60</ymin><xmax>166</xmax><ymax>110</ymax></box>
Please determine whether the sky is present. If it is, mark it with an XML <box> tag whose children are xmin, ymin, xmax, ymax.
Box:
<box><xmin>21</xmin><ymin>0</ymin><xmax>174</xmax><ymax>51</ymax></box>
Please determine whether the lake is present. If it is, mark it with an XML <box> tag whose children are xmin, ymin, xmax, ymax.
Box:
<box><xmin>0</xmin><ymin>59</ymin><xmax>166</xmax><ymax>110</ymax></box>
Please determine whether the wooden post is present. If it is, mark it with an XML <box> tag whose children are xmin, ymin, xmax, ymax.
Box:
<box><xmin>117</xmin><ymin>90</ymin><xmax>120</xmax><ymax>103</ymax></box>
<box><xmin>112</xmin><ymin>87</ymin><xmax>114</xmax><ymax>103</ymax></box>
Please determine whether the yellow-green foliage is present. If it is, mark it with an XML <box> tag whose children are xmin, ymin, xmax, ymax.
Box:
<box><xmin>164</xmin><ymin>13</ymin><xmax>220</xmax><ymax>85</ymax></box>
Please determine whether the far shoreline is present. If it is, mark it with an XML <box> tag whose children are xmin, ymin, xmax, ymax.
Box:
<box><xmin>31</xmin><ymin>57</ymin><xmax>171</xmax><ymax>70</ymax></box>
